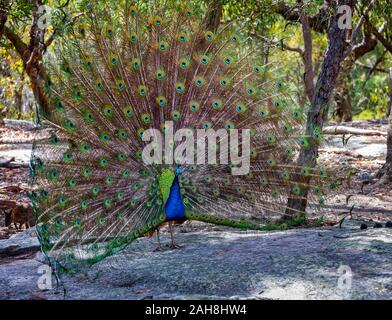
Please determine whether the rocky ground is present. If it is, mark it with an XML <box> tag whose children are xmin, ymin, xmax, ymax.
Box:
<box><xmin>0</xmin><ymin>220</ymin><xmax>391</xmax><ymax>300</ymax></box>
<box><xmin>0</xmin><ymin>119</ymin><xmax>391</xmax><ymax>300</ymax></box>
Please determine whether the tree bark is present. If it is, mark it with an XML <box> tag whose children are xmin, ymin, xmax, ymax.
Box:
<box><xmin>285</xmin><ymin>0</ymin><xmax>354</xmax><ymax>218</ymax></box>
<box><xmin>0</xmin><ymin>0</ymin><xmax>51</xmax><ymax>118</ymax></box>
<box><xmin>203</xmin><ymin>0</ymin><xmax>223</xmax><ymax>32</ymax></box>
<box><xmin>376</xmin><ymin>68</ymin><xmax>392</xmax><ymax>181</ymax></box>
<box><xmin>298</xmin><ymin>1</ymin><xmax>316</xmax><ymax>102</ymax></box>
<box><xmin>334</xmin><ymin>26</ymin><xmax>377</xmax><ymax>122</ymax></box>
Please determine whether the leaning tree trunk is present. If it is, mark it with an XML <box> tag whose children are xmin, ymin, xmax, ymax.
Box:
<box><xmin>285</xmin><ymin>0</ymin><xmax>354</xmax><ymax>218</ymax></box>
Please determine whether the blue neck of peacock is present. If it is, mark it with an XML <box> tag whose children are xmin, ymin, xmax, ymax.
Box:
<box><xmin>164</xmin><ymin>175</ymin><xmax>186</xmax><ymax>221</ymax></box>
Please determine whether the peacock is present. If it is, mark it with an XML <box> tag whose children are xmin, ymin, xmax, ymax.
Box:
<box><xmin>29</xmin><ymin>1</ymin><xmax>329</xmax><ymax>272</ymax></box>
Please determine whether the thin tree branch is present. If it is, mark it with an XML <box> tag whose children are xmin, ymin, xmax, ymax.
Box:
<box><xmin>274</xmin><ymin>0</ymin><xmax>332</xmax><ymax>33</ymax></box>
<box><xmin>355</xmin><ymin>61</ymin><xmax>388</xmax><ymax>73</ymax></box>
<box><xmin>370</xmin><ymin>23</ymin><xmax>392</xmax><ymax>54</ymax></box>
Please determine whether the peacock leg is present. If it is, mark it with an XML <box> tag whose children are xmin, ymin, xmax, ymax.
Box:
<box><xmin>168</xmin><ymin>221</ymin><xmax>182</xmax><ymax>249</ymax></box>
<box><xmin>153</xmin><ymin>228</ymin><xmax>164</xmax><ymax>251</ymax></box>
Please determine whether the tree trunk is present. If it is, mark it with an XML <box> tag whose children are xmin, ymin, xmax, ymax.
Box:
<box><xmin>285</xmin><ymin>0</ymin><xmax>354</xmax><ymax>218</ymax></box>
<box><xmin>334</xmin><ymin>56</ymin><xmax>354</xmax><ymax>122</ymax></box>
<box><xmin>376</xmin><ymin>68</ymin><xmax>392</xmax><ymax>181</ymax></box>
<box><xmin>203</xmin><ymin>0</ymin><xmax>223</xmax><ymax>32</ymax></box>
<box><xmin>0</xmin><ymin>1</ymin><xmax>51</xmax><ymax>119</ymax></box>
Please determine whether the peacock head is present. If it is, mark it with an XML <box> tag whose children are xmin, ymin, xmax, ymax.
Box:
<box><xmin>175</xmin><ymin>167</ymin><xmax>183</xmax><ymax>175</ymax></box>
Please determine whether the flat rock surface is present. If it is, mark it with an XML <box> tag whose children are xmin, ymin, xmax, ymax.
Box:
<box><xmin>0</xmin><ymin>220</ymin><xmax>391</xmax><ymax>300</ymax></box>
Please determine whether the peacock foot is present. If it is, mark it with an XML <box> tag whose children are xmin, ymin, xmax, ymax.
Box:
<box><xmin>153</xmin><ymin>245</ymin><xmax>165</xmax><ymax>252</ymax></box>
<box><xmin>168</xmin><ymin>243</ymin><xmax>182</xmax><ymax>249</ymax></box>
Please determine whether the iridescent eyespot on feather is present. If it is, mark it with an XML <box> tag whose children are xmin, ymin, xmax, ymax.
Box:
<box><xmin>129</xmin><ymin>6</ymin><xmax>138</xmax><ymax>15</ymax></box>
<box><xmin>132</xmin><ymin>58</ymin><xmax>141</xmax><ymax>70</ymax></box>
<box><xmin>171</xmin><ymin>110</ymin><xmax>181</xmax><ymax>121</ymax></box>
<box><xmin>117</xmin><ymin>152</ymin><xmax>127</xmax><ymax>161</ymax></box>
<box><xmin>137</xmin><ymin>128</ymin><xmax>145</xmax><ymax>138</ymax></box>
<box><xmin>82</xmin><ymin>168</ymin><xmax>92</xmax><ymax>177</ymax></box>
<box><xmin>152</xmin><ymin>16</ymin><xmax>163</xmax><ymax>26</ymax></box>
<box><xmin>175</xmin><ymin>82</ymin><xmax>185</xmax><ymax>94</ymax></box>
<box><xmin>132</xmin><ymin>182</ymin><xmax>141</xmax><ymax>190</ymax></box>
<box><xmin>117</xmin><ymin>129</ymin><xmax>128</xmax><ymax>140</ymax></box>
<box><xmin>250</xmin><ymin>148</ymin><xmax>257</xmax><ymax>158</ymax></box>
<box><xmin>292</xmin><ymin>185</ymin><xmax>301</xmax><ymax>195</ymax></box>
<box><xmin>179</xmin><ymin>57</ymin><xmax>190</xmax><ymax>69</ymax></box>
<box><xmin>103</xmin><ymin>199</ymin><xmax>112</xmax><ymax>209</ymax></box>
<box><xmin>299</xmin><ymin>136</ymin><xmax>310</xmax><ymax>148</ymax></box>
<box><xmin>253</xmin><ymin>65</ymin><xmax>265</xmax><ymax>74</ymax></box>
<box><xmin>284</xmin><ymin>147</ymin><xmax>294</xmax><ymax>157</ymax></box>
<box><xmin>231</xmin><ymin>34</ymin><xmax>240</xmax><ymax>43</ymax></box>
<box><xmin>48</xmin><ymin>169</ymin><xmax>58</xmax><ymax>181</ymax></box>
<box><xmin>83</xmin><ymin>58</ymin><xmax>93</xmax><ymax>70</ymax></box>
<box><xmin>54</xmin><ymin>99</ymin><xmax>63</xmax><ymax>111</ymax></box>
<box><xmin>122</xmin><ymin>169</ymin><xmax>130</xmax><ymax>178</ymax></box>
<box><xmin>201</xmin><ymin>122</ymin><xmax>212</xmax><ymax>129</ymax></box>
<box><xmin>301</xmin><ymin>166</ymin><xmax>311</xmax><ymax>177</ymax></box>
<box><xmin>283</xmin><ymin>123</ymin><xmax>293</xmax><ymax>133</ymax></box>
<box><xmin>212</xmin><ymin>98</ymin><xmax>222</xmax><ymax>110</ymax></box>
<box><xmin>63</xmin><ymin>119</ymin><xmax>76</xmax><ymax>133</ymax></box>
<box><xmin>224</xmin><ymin>55</ymin><xmax>234</xmax><ymax>65</ymax></box>
<box><xmin>99</xmin><ymin>158</ymin><xmax>108</xmax><ymax>168</ymax></box>
<box><xmin>105</xmin><ymin>176</ymin><xmax>113</xmax><ymax>185</ymax></box>
<box><xmin>102</xmin><ymin>105</ymin><xmax>113</xmax><ymax>117</ymax></box>
<box><xmin>235</xmin><ymin>102</ymin><xmax>247</xmax><ymax>113</ymax></box>
<box><xmin>178</xmin><ymin>33</ymin><xmax>188</xmax><ymax>43</ymax></box>
<box><xmin>58</xmin><ymin>197</ymin><xmax>67</xmax><ymax>207</ymax></box>
<box><xmin>246</xmin><ymin>86</ymin><xmax>256</xmax><ymax>95</ymax></box>
<box><xmin>224</xmin><ymin>122</ymin><xmax>235</xmax><ymax>129</ymax></box>
<box><xmin>204</xmin><ymin>31</ymin><xmax>214</xmax><ymax>41</ymax></box>
<box><xmin>158</xmin><ymin>41</ymin><xmax>168</xmax><ymax>51</ymax></box>
<box><xmin>116</xmin><ymin>80</ymin><xmax>125</xmax><ymax>91</ymax></box>
<box><xmin>190</xmin><ymin>101</ymin><xmax>200</xmax><ymax>112</ymax></box>
<box><xmin>122</xmin><ymin>107</ymin><xmax>133</xmax><ymax>118</ymax></box>
<box><xmin>40</xmin><ymin>190</ymin><xmax>49</xmax><ymax>200</ymax></box>
<box><xmin>194</xmin><ymin>76</ymin><xmax>205</xmax><ymax>88</ymax></box>
<box><xmin>155</xmin><ymin>69</ymin><xmax>166</xmax><ymax>80</ymax></box>
<box><xmin>96</xmin><ymin>81</ymin><xmax>104</xmax><ymax>91</ymax></box>
<box><xmin>138</xmin><ymin>85</ymin><xmax>147</xmax><ymax>96</ymax></box>
<box><xmin>141</xmin><ymin>113</ymin><xmax>151</xmax><ymax>124</ymax></box>
<box><xmin>200</xmin><ymin>55</ymin><xmax>210</xmax><ymax>65</ymax></box>
<box><xmin>204</xmin><ymin>175</ymin><xmax>212</xmax><ymax>183</ymax></box>
<box><xmin>266</xmin><ymin>135</ymin><xmax>277</xmax><ymax>143</ymax></box>
<box><xmin>72</xmin><ymin>88</ymin><xmax>82</xmax><ymax>100</ymax></box>
<box><xmin>267</xmin><ymin>158</ymin><xmax>276</xmax><ymax>167</ymax></box>
<box><xmin>109</xmin><ymin>55</ymin><xmax>118</xmax><ymax>66</ymax></box>
<box><xmin>83</xmin><ymin>111</ymin><xmax>94</xmax><ymax>124</ymax></box>
<box><xmin>80</xmin><ymin>143</ymin><xmax>90</xmax><ymax>153</ymax></box>
<box><xmin>292</xmin><ymin>109</ymin><xmax>302</xmax><ymax>120</ymax></box>
<box><xmin>219</xmin><ymin>77</ymin><xmax>231</xmax><ymax>88</ymax></box>
<box><xmin>156</xmin><ymin>96</ymin><xmax>167</xmax><ymax>107</ymax></box>
<box><xmin>67</xmin><ymin>178</ymin><xmax>77</xmax><ymax>188</ymax></box>
<box><xmin>80</xmin><ymin>199</ymin><xmax>88</xmax><ymax>210</ymax></box>
<box><xmin>105</xmin><ymin>25</ymin><xmax>114</xmax><ymax>37</ymax></box>
<box><xmin>99</xmin><ymin>132</ymin><xmax>110</xmax><ymax>143</ymax></box>
<box><xmin>130</xmin><ymin>33</ymin><xmax>138</xmax><ymax>44</ymax></box>
<box><xmin>63</xmin><ymin>151</ymin><xmax>73</xmax><ymax>163</ymax></box>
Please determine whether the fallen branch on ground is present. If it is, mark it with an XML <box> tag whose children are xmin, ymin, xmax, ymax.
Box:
<box><xmin>323</xmin><ymin>126</ymin><xmax>387</xmax><ymax>136</ymax></box>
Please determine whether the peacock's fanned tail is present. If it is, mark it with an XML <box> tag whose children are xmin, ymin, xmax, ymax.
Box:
<box><xmin>30</xmin><ymin>1</ymin><xmax>328</xmax><ymax>271</ymax></box>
